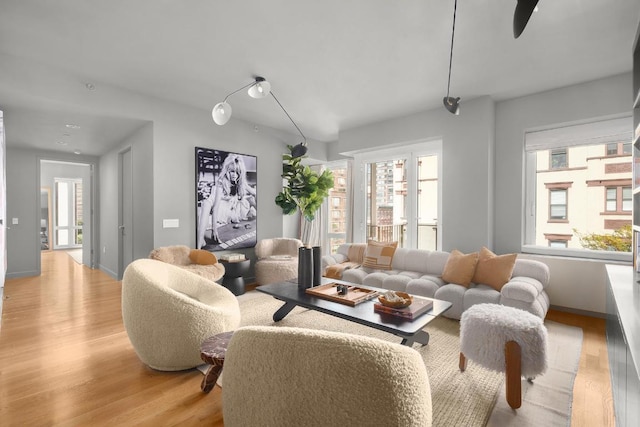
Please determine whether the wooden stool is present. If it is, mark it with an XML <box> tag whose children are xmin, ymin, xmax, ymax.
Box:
<box><xmin>200</xmin><ymin>331</ymin><xmax>234</xmax><ymax>393</ymax></box>
<box><xmin>459</xmin><ymin>304</ymin><xmax>547</xmax><ymax>409</ymax></box>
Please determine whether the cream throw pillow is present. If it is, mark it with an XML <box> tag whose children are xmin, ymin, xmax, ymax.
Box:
<box><xmin>472</xmin><ymin>247</ymin><xmax>517</xmax><ymax>290</ymax></box>
<box><xmin>441</xmin><ymin>250</ymin><xmax>479</xmax><ymax>287</ymax></box>
<box><xmin>362</xmin><ymin>240</ymin><xmax>398</xmax><ymax>270</ymax></box>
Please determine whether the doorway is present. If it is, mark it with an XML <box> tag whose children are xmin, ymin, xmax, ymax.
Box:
<box><xmin>39</xmin><ymin>160</ymin><xmax>94</xmax><ymax>269</ymax></box>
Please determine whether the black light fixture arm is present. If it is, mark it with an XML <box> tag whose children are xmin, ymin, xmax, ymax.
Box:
<box><xmin>445</xmin><ymin>0</ymin><xmax>458</xmax><ymax>99</ymax></box>
<box><xmin>270</xmin><ymin>91</ymin><xmax>307</xmax><ymax>144</ymax></box>
<box><xmin>222</xmin><ymin>81</ymin><xmax>257</xmax><ymax>102</ymax></box>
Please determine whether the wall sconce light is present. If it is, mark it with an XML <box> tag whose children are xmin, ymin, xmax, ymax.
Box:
<box><xmin>212</xmin><ymin>77</ymin><xmax>308</xmax><ymax>157</ymax></box>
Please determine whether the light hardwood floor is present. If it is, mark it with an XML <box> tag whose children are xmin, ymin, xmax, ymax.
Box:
<box><xmin>0</xmin><ymin>251</ymin><xmax>614</xmax><ymax>426</ymax></box>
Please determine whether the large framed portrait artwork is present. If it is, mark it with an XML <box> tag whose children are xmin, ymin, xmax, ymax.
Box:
<box><xmin>196</xmin><ymin>147</ymin><xmax>257</xmax><ymax>251</ymax></box>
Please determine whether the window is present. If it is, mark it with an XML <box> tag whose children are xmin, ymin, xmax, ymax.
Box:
<box><xmin>549</xmin><ymin>240</ymin><xmax>568</xmax><ymax>248</ymax></box>
<box><xmin>524</xmin><ymin>116</ymin><xmax>633</xmax><ymax>260</ymax></box>
<box><xmin>606</xmin><ymin>188</ymin><xmax>617</xmax><ymax>211</ymax></box>
<box><xmin>549</xmin><ymin>189</ymin><xmax>567</xmax><ymax>220</ymax></box>
<box><xmin>54</xmin><ymin>178</ymin><xmax>83</xmax><ymax>249</ymax></box>
<box><xmin>353</xmin><ymin>140</ymin><xmax>442</xmax><ymax>250</ymax></box>
<box><xmin>325</xmin><ymin>163</ymin><xmax>350</xmax><ymax>254</ymax></box>
<box><xmin>606</xmin><ymin>142</ymin><xmax>632</xmax><ymax>156</ymax></box>
<box><xmin>623</xmin><ymin>187</ymin><xmax>632</xmax><ymax>211</ymax></box>
<box><xmin>550</xmin><ymin>149</ymin><xmax>567</xmax><ymax>168</ymax></box>
<box><xmin>606</xmin><ymin>186</ymin><xmax>632</xmax><ymax>212</ymax></box>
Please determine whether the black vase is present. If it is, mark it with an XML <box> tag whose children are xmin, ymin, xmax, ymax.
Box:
<box><xmin>298</xmin><ymin>247</ymin><xmax>313</xmax><ymax>289</ymax></box>
<box><xmin>312</xmin><ymin>246</ymin><xmax>322</xmax><ymax>286</ymax></box>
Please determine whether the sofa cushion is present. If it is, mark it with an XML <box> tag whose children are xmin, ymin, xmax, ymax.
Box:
<box><xmin>362</xmin><ymin>240</ymin><xmax>398</xmax><ymax>270</ymax></box>
<box><xmin>441</xmin><ymin>250</ymin><xmax>479</xmax><ymax>287</ymax></box>
<box><xmin>472</xmin><ymin>247</ymin><xmax>517</xmax><ymax>291</ymax></box>
<box><xmin>501</xmin><ymin>277</ymin><xmax>543</xmax><ymax>302</ymax></box>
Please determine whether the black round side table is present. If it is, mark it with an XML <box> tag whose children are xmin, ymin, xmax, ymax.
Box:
<box><xmin>221</xmin><ymin>259</ymin><xmax>250</xmax><ymax>296</ymax></box>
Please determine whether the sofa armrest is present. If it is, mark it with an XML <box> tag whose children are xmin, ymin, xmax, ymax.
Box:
<box><xmin>322</xmin><ymin>253</ymin><xmax>348</xmax><ymax>269</ymax></box>
<box><xmin>501</xmin><ymin>276</ymin><xmax>544</xmax><ymax>303</ymax></box>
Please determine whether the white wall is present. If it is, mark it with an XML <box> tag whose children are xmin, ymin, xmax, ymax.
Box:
<box><xmin>495</xmin><ymin>73</ymin><xmax>632</xmax><ymax>314</ymax></box>
<box><xmin>332</xmin><ymin>95</ymin><xmax>496</xmax><ymax>254</ymax></box>
<box><xmin>5</xmin><ymin>148</ymin><xmax>98</xmax><ymax>278</ymax></box>
<box><xmin>331</xmin><ymin>75</ymin><xmax>632</xmax><ymax>314</ymax></box>
<box><xmin>0</xmin><ymin>53</ymin><xmax>299</xmax><ymax>280</ymax></box>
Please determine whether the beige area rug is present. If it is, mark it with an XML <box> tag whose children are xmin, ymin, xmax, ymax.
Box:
<box><xmin>65</xmin><ymin>249</ymin><xmax>83</xmax><ymax>265</ymax></box>
<box><xmin>229</xmin><ymin>291</ymin><xmax>582</xmax><ymax>427</ymax></box>
<box><xmin>487</xmin><ymin>320</ymin><xmax>583</xmax><ymax>426</ymax></box>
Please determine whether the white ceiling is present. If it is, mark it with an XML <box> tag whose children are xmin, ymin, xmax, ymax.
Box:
<box><xmin>0</xmin><ymin>0</ymin><xmax>638</xmax><ymax>156</ymax></box>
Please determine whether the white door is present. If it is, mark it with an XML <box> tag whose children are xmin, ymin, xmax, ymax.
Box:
<box><xmin>53</xmin><ymin>178</ymin><xmax>83</xmax><ymax>249</ymax></box>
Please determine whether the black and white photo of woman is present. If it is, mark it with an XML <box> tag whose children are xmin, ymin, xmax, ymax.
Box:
<box><xmin>196</xmin><ymin>149</ymin><xmax>257</xmax><ymax>250</ymax></box>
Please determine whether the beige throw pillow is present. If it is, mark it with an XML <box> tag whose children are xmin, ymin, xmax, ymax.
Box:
<box><xmin>471</xmin><ymin>247</ymin><xmax>517</xmax><ymax>291</ymax></box>
<box><xmin>362</xmin><ymin>240</ymin><xmax>398</xmax><ymax>270</ymax></box>
<box><xmin>441</xmin><ymin>250</ymin><xmax>479</xmax><ymax>287</ymax></box>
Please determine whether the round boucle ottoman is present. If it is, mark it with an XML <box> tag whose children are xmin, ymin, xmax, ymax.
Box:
<box><xmin>459</xmin><ymin>303</ymin><xmax>548</xmax><ymax>409</ymax></box>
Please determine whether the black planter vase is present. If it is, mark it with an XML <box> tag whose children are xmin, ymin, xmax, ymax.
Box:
<box><xmin>298</xmin><ymin>247</ymin><xmax>313</xmax><ymax>289</ymax></box>
<box><xmin>312</xmin><ymin>246</ymin><xmax>322</xmax><ymax>286</ymax></box>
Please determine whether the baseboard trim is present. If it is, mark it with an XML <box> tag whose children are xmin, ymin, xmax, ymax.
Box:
<box><xmin>99</xmin><ymin>265</ymin><xmax>118</xmax><ymax>279</ymax></box>
<box><xmin>5</xmin><ymin>270</ymin><xmax>39</xmax><ymax>279</ymax></box>
<box><xmin>550</xmin><ymin>304</ymin><xmax>606</xmax><ymax>319</ymax></box>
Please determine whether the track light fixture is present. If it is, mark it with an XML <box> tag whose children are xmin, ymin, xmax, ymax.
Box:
<box><xmin>443</xmin><ymin>0</ymin><xmax>460</xmax><ymax>115</ymax></box>
<box><xmin>212</xmin><ymin>77</ymin><xmax>308</xmax><ymax>157</ymax></box>
<box><xmin>513</xmin><ymin>0</ymin><xmax>539</xmax><ymax>38</ymax></box>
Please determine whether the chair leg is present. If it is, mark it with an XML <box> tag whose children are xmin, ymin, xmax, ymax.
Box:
<box><xmin>459</xmin><ymin>352</ymin><xmax>467</xmax><ymax>372</ymax></box>
<box><xmin>505</xmin><ymin>340</ymin><xmax>522</xmax><ymax>409</ymax></box>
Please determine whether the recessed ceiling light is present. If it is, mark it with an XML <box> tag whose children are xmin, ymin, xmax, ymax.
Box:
<box><xmin>73</xmin><ymin>150</ymin><xmax>82</xmax><ymax>155</ymax></box>
<box><xmin>56</xmin><ymin>141</ymin><xmax>68</xmax><ymax>145</ymax></box>
<box><xmin>85</xmin><ymin>83</ymin><xmax>96</xmax><ymax>91</ymax></box>
<box><xmin>65</xmin><ymin>124</ymin><xmax>80</xmax><ymax>129</ymax></box>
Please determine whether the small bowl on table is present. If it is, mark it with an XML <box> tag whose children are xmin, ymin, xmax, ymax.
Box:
<box><xmin>378</xmin><ymin>291</ymin><xmax>413</xmax><ymax>309</ymax></box>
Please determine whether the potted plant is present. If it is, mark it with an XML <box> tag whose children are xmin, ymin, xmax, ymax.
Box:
<box><xmin>275</xmin><ymin>145</ymin><xmax>334</xmax><ymax>222</ymax></box>
<box><xmin>275</xmin><ymin>145</ymin><xmax>334</xmax><ymax>288</ymax></box>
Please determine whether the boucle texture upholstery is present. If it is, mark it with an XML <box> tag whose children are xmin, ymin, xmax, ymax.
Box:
<box><xmin>254</xmin><ymin>238</ymin><xmax>303</xmax><ymax>284</ymax></box>
<box><xmin>122</xmin><ymin>259</ymin><xmax>240</xmax><ymax>371</ymax></box>
<box><xmin>222</xmin><ymin>326</ymin><xmax>432</xmax><ymax>427</ymax></box>
<box><xmin>322</xmin><ymin>243</ymin><xmax>366</xmax><ymax>279</ymax></box>
<box><xmin>460</xmin><ymin>304</ymin><xmax>548</xmax><ymax>378</ymax></box>
<box><xmin>334</xmin><ymin>244</ymin><xmax>550</xmax><ymax>320</ymax></box>
<box><xmin>149</xmin><ymin>244</ymin><xmax>225</xmax><ymax>282</ymax></box>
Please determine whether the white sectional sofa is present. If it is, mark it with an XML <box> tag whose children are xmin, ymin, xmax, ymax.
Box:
<box><xmin>323</xmin><ymin>244</ymin><xmax>550</xmax><ymax>320</ymax></box>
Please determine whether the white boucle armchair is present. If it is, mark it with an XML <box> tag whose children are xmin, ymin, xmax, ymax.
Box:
<box><xmin>122</xmin><ymin>259</ymin><xmax>240</xmax><ymax>371</ymax></box>
<box><xmin>222</xmin><ymin>326</ymin><xmax>432</xmax><ymax>427</ymax></box>
<box><xmin>254</xmin><ymin>237</ymin><xmax>303</xmax><ymax>284</ymax></box>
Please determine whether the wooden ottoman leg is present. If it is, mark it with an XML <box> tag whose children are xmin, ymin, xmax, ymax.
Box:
<box><xmin>505</xmin><ymin>340</ymin><xmax>522</xmax><ymax>409</ymax></box>
<box><xmin>459</xmin><ymin>352</ymin><xmax>467</xmax><ymax>372</ymax></box>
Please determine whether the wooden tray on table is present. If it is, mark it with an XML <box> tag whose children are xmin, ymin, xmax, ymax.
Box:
<box><xmin>305</xmin><ymin>283</ymin><xmax>379</xmax><ymax>306</ymax></box>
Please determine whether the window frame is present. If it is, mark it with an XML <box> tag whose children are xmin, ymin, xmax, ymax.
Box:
<box><xmin>522</xmin><ymin>116</ymin><xmax>633</xmax><ymax>262</ymax></box>
<box><xmin>548</xmin><ymin>188</ymin><xmax>568</xmax><ymax>221</ymax></box>
<box><xmin>351</xmin><ymin>140</ymin><xmax>442</xmax><ymax>250</ymax></box>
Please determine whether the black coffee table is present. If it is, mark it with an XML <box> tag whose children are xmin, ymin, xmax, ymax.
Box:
<box><xmin>256</xmin><ymin>278</ymin><xmax>452</xmax><ymax>347</ymax></box>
